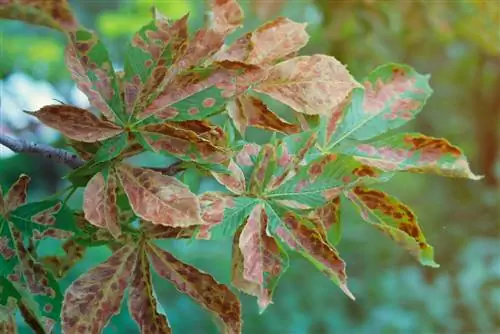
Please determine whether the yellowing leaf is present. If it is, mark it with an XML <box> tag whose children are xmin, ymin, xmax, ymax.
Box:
<box><xmin>4</xmin><ymin>174</ymin><xmax>30</xmax><ymax>213</ymax></box>
<box><xmin>236</xmin><ymin>204</ymin><xmax>286</xmax><ymax>312</ymax></box>
<box><xmin>27</xmin><ymin>105</ymin><xmax>123</xmax><ymax>142</ymax></box>
<box><xmin>83</xmin><ymin>171</ymin><xmax>121</xmax><ymax>238</ymax></box>
<box><xmin>0</xmin><ymin>0</ymin><xmax>78</xmax><ymax>32</ymax></box>
<box><xmin>210</xmin><ymin>160</ymin><xmax>247</xmax><ymax>195</ymax></box>
<box><xmin>254</xmin><ymin>55</ymin><xmax>361</xmax><ymax>115</ymax></box>
<box><xmin>227</xmin><ymin>94</ymin><xmax>300</xmax><ymax>135</ymax></box>
<box><xmin>128</xmin><ymin>245</ymin><xmax>171</xmax><ymax>334</ymax></box>
<box><xmin>116</xmin><ymin>164</ymin><xmax>203</xmax><ymax>227</ymax></box>
<box><xmin>208</xmin><ymin>0</ymin><xmax>244</xmax><ymax>36</ymax></box>
<box><xmin>346</xmin><ymin>186</ymin><xmax>439</xmax><ymax>268</ymax></box>
<box><xmin>61</xmin><ymin>244</ymin><xmax>138</xmax><ymax>333</ymax></box>
<box><xmin>147</xmin><ymin>242</ymin><xmax>241</xmax><ymax>333</ymax></box>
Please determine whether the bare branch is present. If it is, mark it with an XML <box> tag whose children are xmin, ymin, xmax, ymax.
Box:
<box><xmin>0</xmin><ymin>133</ymin><xmax>84</xmax><ymax>169</ymax></box>
<box><xmin>0</xmin><ymin>133</ymin><xmax>185</xmax><ymax>176</ymax></box>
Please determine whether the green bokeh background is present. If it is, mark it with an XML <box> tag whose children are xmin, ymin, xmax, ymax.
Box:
<box><xmin>1</xmin><ymin>0</ymin><xmax>498</xmax><ymax>333</ymax></box>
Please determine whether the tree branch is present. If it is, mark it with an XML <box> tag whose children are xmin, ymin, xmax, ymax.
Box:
<box><xmin>0</xmin><ymin>133</ymin><xmax>84</xmax><ymax>169</ymax></box>
<box><xmin>0</xmin><ymin>133</ymin><xmax>185</xmax><ymax>176</ymax></box>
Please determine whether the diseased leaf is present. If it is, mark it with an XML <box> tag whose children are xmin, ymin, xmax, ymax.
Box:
<box><xmin>325</xmin><ymin>64</ymin><xmax>433</xmax><ymax>148</ymax></box>
<box><xmin>4</xmin><ymin>174</ymin><xmax>30</xmax><ymax>213</ymax></box>
<box><xmin>40</xmin><ymin>239</ymin><xmax>86</xmax><ymax>278</ymax></box>
<box><xmin>91</xmin><ymin>132</ymin><xmax>129</xmax><ymax>163</ymax></box>
<box><xmin>251</xmin><ymin>0</ymin><xmax>286</xmax><ymax>20</ymax></box>
<box><xmin>147</xmin><ymin>242</ymin><xmax>241</xmax><ymax>334</ymax></box>
<box><xmin>0</xmin><ymin>218</ymin><xmax>17</xmax><ymax>277</ymax></box>
<box><xmin>346</xmin><ymin>186</ymin><xmax>439</xmax><ymax>268</ymax></box>
<box><xmin>236</xmin><ymin>204</ymin><xmax>287</xmax><ymax>312</ymax></box>
<box><xmin>9</xmin><ymin>199</ymin><xmax>78</xmax><ymax>239</ymax></box>
<box><xmin>116</xmin><ymin>164</ymin><xmax>204</xmax><ymax>227</ymax></box>
<box><xmin>61</xmin><ymin>244</ymin><xmax>138</xmax><ymax>333</ymax></box>
<box><xmin>211</xmin><ymin>160</ymin><xmax>247</xmax><ymax>195</ymax></box>
<box><xmin>142</xmin><ymin>222</ymin><xmax>197</xmax><ymax>240</ymax></box>
<box><xmin>249</xmin><ymin>144</ymin><xmax>277</xmax><ymax>195</ymax></box>
<box><xmin>208</xmin><ymin>0</ymin><xmax>244</xmax><ymax>36</ymax></box>
<box><xmin>0</xmin><ymin>310</ymin><xmax>16</xmax><ymax>334</ymax></box>
<box><xmin>26</xmin><ymin>105</ymin><xmax>123</xmax><ymax>142</ymax></box>
<box><xmin>215</xmin><ymin>17</ymin><xmax>309</xmax><ymax>66</ymax></box>
<box><xmin>340</xmin><ymin>133</ymin><xmax>482</xmax><ymax>180</ymax></box>
<box><xmin>123</xmin><ymin>13</ymin><xmax>189</xmax><ymax>116</ymax></box>
<box><xmin>253</xmin><ymin>55</ymin><xmax>360</xmax><ymax>115</ymax></box>
<box><xmin>309</xmin><ymin>196</ymin><xmax>342</xmax><ymax>246</ymax></box>
<box><xmin>234</xmin><ymin>142</ymin><xmax>261</xmax><ymax>180</ymax></box>
<box><xmin>227</xmin><ymin>95</ymin><xmax>300</xmax><ymax>135</ymax></box>
<box><xmin>0</xmin><ymin>187</ymin><xmax>4</xmax><ymax>215</ymax></box>
<box><xmin>267</xmin><ymin>207</ymin><xmax>354</xmax><ymax>300</ymax></box>
<box><xmin>0</xmin><ymin>0</ymin><xmax>78</xmax><ymax>31</ymax></box>
<box><xmin>135</xmin><ymin>121</ymin><xmax>228</xmax><ymax>164</ymax></box>
<box><xmin>83</xmin><ymin>170</ymin><xmax>121</xmax><ymax>238</ymax></box>
<box><xmin>128</xmin><ymin>244</ymin><xmax>171</xmax><ymax>334</ymax></box>
<box><xmin>66</xmin><ymin>28</ymin><xmax>126</xmax><ymax>123</ymax></box>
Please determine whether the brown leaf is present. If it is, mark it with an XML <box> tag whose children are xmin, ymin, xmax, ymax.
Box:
<box><xmin>210</xmin><ymin>160</ymin><xmax>246</xmax><ymax>194</ymax></box>
<box><xmin>142</xmin><ymin>222</ymin><xmax>197</xmax><ymax>240</ymax></box>
<box><xmin>83</xmin><ymin>171</ymin><xmax>121</xmax><ymax>238</ymax></box>
<box><xmin>0</xmin><ymin>308</ymin><xmax>16</xmax><ymax>334</ymax></box>
<box><xmin>254</xmin><ymin>55</ymin><xmax>361</xmax><ymax>115</ymax></box>
<box><xmin>208</xmin><ymin>0</ymin><xmax>244</xmax><ymax>36</ymax></box>
<box><xmin>61</xmin><ymin>244</ymin><xmax>138</xmax><ymax>333</ymax></box>
<box><xmin>147</xmin><ymin>242</ymin><xmax>241</xmax><ymax>333</ymax></box>
<box><xmin>0</xmin><ymin>0</ymin><xmax>78</xmax><ymax>31</ymax></box>
<box><xmin>228</xmin><ymin>95</ymin><xmax>300</xmax><ymax>135</ymax></box>
<box><xmin>309</xmin><ymin>196</ymin><xmax>341</xmax><ymax>240</ymax></box>
<box><xmin>27</xmin><ymin>105</ymin><xmax>123</xmax><ymax>142</ymax></box>
<box><xmin>252</xmin><ymin>0</ymin><xmax>286</xmax><ymax>20</ymax></box>
<box><xmin>198</xmin><ymin>192</ymin><xmax>235</xmax><ymax>239</ymax></box>
<box><xmin>4</xmin><ymin>174</ymin><xmax>30</xmax><ymax>213</ymax></box>
<box><xmin>128</xmin><ymin>245</ymin><xmax>171</xmax><ymax>334</ymax></box>
<box><xmin>116</xmin><ymin>164</ymin><xmax>204</xmax><ymax>227</ymax></box>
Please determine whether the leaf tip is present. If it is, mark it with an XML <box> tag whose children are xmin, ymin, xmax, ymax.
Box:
<box><xmin>340</xmin><ymin>283</ymin><xmax>355</xmax><ymax>301</ymax></box>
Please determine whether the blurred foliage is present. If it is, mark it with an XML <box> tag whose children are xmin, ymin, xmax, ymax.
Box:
<box><xmin>1</xmin><ymin>0</ymin><xmax>499</xmax><ymax>333</ymax></box>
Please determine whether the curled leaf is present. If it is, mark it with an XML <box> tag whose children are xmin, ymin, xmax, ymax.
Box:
<box><xmin>26</xmin><ymin>105</ymin><xmax>123</xmax><ymax>142</ymax></box>
<box><xmin>4</xmin><ymin>174</ymin><xmax>30</xmax><ymax>213</ymax></box>
<box><xmin>254</xmin><ymin>55</ymin><xmax>361</xmax><ymax>115</ymax></box>
<box><xmin>61</xmin><ymin>244</ymin><xmax>138</xmax><ymax>333</ymax></box>
<box><xmin>147</xmin><ymin>242</ymin><xmax>241</xmax><ymax>334</ymax></box>
<box><xmin>116</xmin><ymin>164</ymin><xmax>203</xmax><ymax>227</ymax></box>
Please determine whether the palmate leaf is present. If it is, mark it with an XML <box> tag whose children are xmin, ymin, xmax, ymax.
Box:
<box><xmin>128</xmin><ymin>244</ymin><xmax>171</xmax><ymax>334</ymax></box>
<box><xmin>232</xmin><ymin>204</ymin><xmax>288</xmax><ymax>312</ymax></box>
<box><xmin>253</xmin><ymin>55</ymin><xmax>361</xmax><ymax>115</ymax></box>
<box><xmin>61</xmin><ymin>244</ymin><xmax>138</xmax><ymax>333</ymax></box>
<box><xmin>66</xmin><ymin>28</ymin><xmax>126</xmax><ymax>123</ymax></box>
<box><xmin>340</xmin><ymin>133</ymin><xmax>483</xmax><ymax>180</ymax></box>
<box><xmin>0</xmin><ymin>0</ymin><xmax>78</xmax><ymax>32</ymax></box>
<box><xmin>346</xmin><ymin>186</ymin><xmax>439</xmax><ymax>268</ymax></box>
<box><xmin>146</xmin><ymin>242</ymin><xmax>242</xmax><ymax>334</ymax></box>
<box><xmin>309</xmin><ymin>196</ymin><xmax>343</xmax><ymax>246</ymax></box>
<box><xmin>210</xmin><ymin>159</ymin><xmax>247</xmax><ymax>195</ymax></box>
<box><xmin>321</xmin><ymin>63</ymin><xmax>433</xmax><ymax>149</ymax></box>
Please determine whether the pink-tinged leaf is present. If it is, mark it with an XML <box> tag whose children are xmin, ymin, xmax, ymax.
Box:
<box><xmin>198</xmin><ymin>192</ymin><xmax>235</xmax><ymax>239</ymax></box>
<box><xmin>228</xmin><ymin>94</ymin><xmax>300</xmax><ymax>135</ymax></box>
<box><xmin>27</xmin><ymin>105</ymin><xmax>123</xmax><ymax>142</ymax></box>
<box><xmin>128</xmin><ymin>245</ymin><xmax>171</xmax><ymax>334</ymax></box>
<box><xmin>275</xmin><ymin>211</ymin><xmax>354</xmax><ymax>300</ymax></box>
<box><xmin>254</xmin><ymin>55</ymin><xmax>361</xmax><ymax>115</ymax></box>
<box><xmin>116</xmin><ymin>164</ymin><xmax>203</xmax><ymax>227</ymax></box>
<box><xmin>237</xmin><ymin>204</ymin><xmax>286</xmax><ymax>312</ymax></box>
<box><xmin>214</xmin><ymin>17</ymin><xmax>309</xmax><ymax>66</ymax></box>
<box><xmin>318</xmin><ymin>94</ymin><xmax>350</xmax><ymax>148</ymax></box>
<box><xmin>4</xmin><ymin>174</ymin><xmax>30</xmax><ymax>213</ymax></box>
<box><xmin>83</xmin><ymin>171</ymin><xmax>121</xmax><ymax>238</ymax></box>
<box><xmin>147</xmin><ymin>242</ymin><xmax>241</xmax><ymax>334</ymax></box>
<box><xmin>346</xmin><ymin>186</ymin><xmax>439</xmax><ymax>268</ymax></box>
<box><xmin>0</xmin><ymin>0</ymin><xmax>78</xmax><ymax>31</ymax></box>
<box><xmin>142</xmin><ymin>222</ymin><xmax>197</xmax><ymax>240</ymax></box>
<box><xmin>136</xmin><ymin>122</ymin><xmax>228</xmax><ymax>164</ymax></box>
<box><xmin>341</xmin><ymin>133</ymin><xmax>482</xmax><ymax>180</ymax></box>
<box><xmin>252</xmin><ymin>0</ymin><xmax>286</xmax><ymax>20</ymax></box>
<box><xmin>249</xmin><ymin>144</ymin><xmax>277</xmax><ymax>195</ymax></box>
<box><xmin>66</xmin><ymin>29</ymin><xmax>125</xmax><ymax>122</ymax></box>
<box><xmin>61</xmin><ymin>244</ymin><xmax>138</xmax><ymax>333</ymax></box>
<box><xmin>211</xmin><ymin>160</ymin><xmax>246</xmax><ymax>195</ymax></box>
<box><xmin>208</xmin><ymin>0</ymin><xmax>244</xmax><ymax>36</ymax></box>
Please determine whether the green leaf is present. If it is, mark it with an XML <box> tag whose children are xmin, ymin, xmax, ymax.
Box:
<box><xmin>66</xmin><ymin>28</ymin><xmax>126</xmax><ymax>123</ymax></box>
<box><xmin>65</xmin><ymin>160</ymin><xmax>111</xmax><ymax>187</ymax></box>
<box><xmin>339</xmin><ymin>132</ymin><xmax>482</xmax><ymax>180</ymax></box>
<box><xmin>322</xmin><ymin>63</ymin><xmax>433</xmax><ymax>149</ymax></box>
<box><xmin>346</xmin><ymin>186</ymin><xmax>439</xmax><ymax>268</ymax></box>
<box><xmin>181</xmin><ymin>168</ymin><xmax>201</xmax><ymax>193</ymax></box>
<box><xmin>309</xmin><ymin>196</ymin><xmax>343</xmax><ymax>246</ymax></box>
<box><xmin>9</xmin><ymin>199</ymin><xmax>79</xmax><ymax>239</ymax></box>
<box><xmin>0</xmin><ymin>277</ymin><xmax>20</xmax><ymax>305</ymax></box>
<box><xmin>91</xmin><ymin>132</ymin><xmax>129</xmax><ymax>164</ymax></box>
<box><xmin>249</xmin><ymin>144</ymin><xmax>277</xmax><ymax>195</ymax></box>
<box><xmin>0</xmin><ymin>218</ymin><xmax>17</xmax><ymax>277</ymax></box>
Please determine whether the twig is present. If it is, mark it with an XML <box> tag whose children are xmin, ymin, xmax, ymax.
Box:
<box><xmin>0</xmin><ymin>133</ymin><xmax>84</xmax><ymax>169</ymax></box>
<box><xmin>148</xmin><ymin>161</ymin><xmax>185</xmax><ymax>175</ymax></box>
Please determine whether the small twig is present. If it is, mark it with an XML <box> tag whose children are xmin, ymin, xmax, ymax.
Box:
<box><xmin>0</xmin><ymin>133</ymin><xmax>84</xmax><ymax>169</ymax></box>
